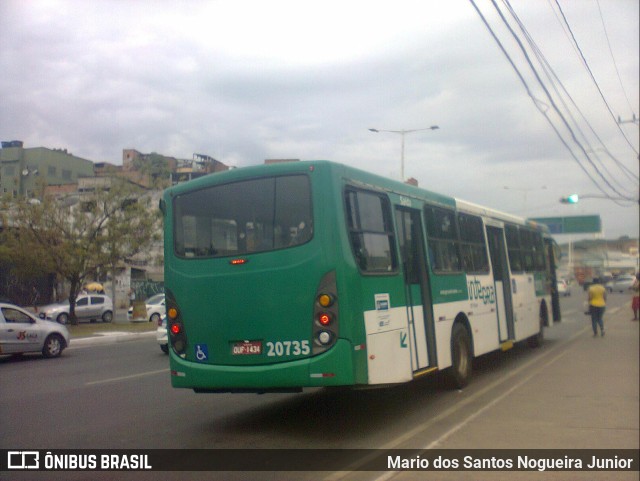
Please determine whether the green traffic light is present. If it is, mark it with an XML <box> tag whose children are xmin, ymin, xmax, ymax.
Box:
<box><xmin>561</xmin><ymin>194</ymin><xmax>580</xmax><ymax>204</ymax></box>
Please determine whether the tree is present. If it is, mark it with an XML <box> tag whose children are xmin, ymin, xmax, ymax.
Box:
<box><xmin>132</xmin><ymin>152</ymin><xmax>172</xmax><ymax>189</ymax></box>
<box><xmin>1</xmin><ymin>179</ymin><xmax>160</xmax><ymax>323</ymax></box>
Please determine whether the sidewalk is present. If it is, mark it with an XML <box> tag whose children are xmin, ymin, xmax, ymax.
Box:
<box><xmin>390</xmin><ymin>304</ymin><xmax>639</xmax><ymax>481</ymax></box>
<box><xmin>69</xmin><ymin>310</ymin><xmax>156</xmax><ymax>347</ymax></box>
<box><xmin>69</xmin><ymin>329</ymin><xmax>156</xmax><ymax>348</ymax></box>
<box><xmin>20</xmin><ymin>305</ymin><xmax>156</xmax><ymax>347</ymax></box>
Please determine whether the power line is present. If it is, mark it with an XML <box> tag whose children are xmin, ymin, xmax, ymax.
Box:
<box><xmin>502</xmin><ymin>0</ymin><xmax>638</xmax><ymax>193</ymax></box>
<box><xmin>467</xmin><ymin>0</ymin><xmax>609</xmax><ymax>199</ymax></box>
<box><xmin>468</xmin><ymin>0</ymin><xmax>638</xmax><ymax>206</ymax></box>
<box><xmin>596</xmin><ymin>0</ymin><xmax>637</xmax><ymax>117</ymax></box>
<box><xmin>500</xmin><ymin>0</ymin><xmax>632</xmax><ymax>202</ymax></box>
<box><xmin>491</xmin><ymin>0</ymin><xmax>634</xmax><ymax>202</ymax></box>
<box><xmin>554</xmin><ymin>0</ymin><xmax>639</xmax><ymax>157</ymax></box>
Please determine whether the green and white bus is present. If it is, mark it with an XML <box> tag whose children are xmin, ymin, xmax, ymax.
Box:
<box><xmin>161</xmin><ymin>160</ymin><xmax>560</xmax><ymax>393</ymax></box>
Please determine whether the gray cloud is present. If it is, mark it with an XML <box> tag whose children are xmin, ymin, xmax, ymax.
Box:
<box><xmin>1</xmin><ymin>0</ymin><xmax>637</xmax><ymax>238</ymax></box>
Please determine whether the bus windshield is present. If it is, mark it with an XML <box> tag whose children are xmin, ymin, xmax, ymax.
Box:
<box><xmin>173</xmin><ymin>174</ymin><xmax>312</xmax><ymax>258</ymax></box>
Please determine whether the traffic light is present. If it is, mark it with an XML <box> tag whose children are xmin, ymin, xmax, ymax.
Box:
<box><xmin>561</xmin><ymin>194</ymin><xmax>579</xmax><ymax>204</ymax></box>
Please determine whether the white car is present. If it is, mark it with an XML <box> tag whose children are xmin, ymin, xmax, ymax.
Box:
<box><xmin>1</xmin><ymin>303</ymin><xmax>70</xmax><ymax>358</ymax></box>
<box><xmin>128</xmin><ymin>293</ymin><xmax>166</xmax><ymax>323</ymax></box>
<box><xmin>157</xmin><ymin>314</ymin><xmax>168</xmax><ymax>354</ymax></box>
<box><xmin>39</xmin><ymin>294</ymin><xmax>113</xmax><ymax>324</ymax></box>
<box><xmin>610</xmin><ymin>275</ymin><xmax>636</xmax><ymax>293</ymax></box>
<box><xmin>557</xmin><ymin>280</ymin><xmax>570</xmax><ymax>297</ymax></box>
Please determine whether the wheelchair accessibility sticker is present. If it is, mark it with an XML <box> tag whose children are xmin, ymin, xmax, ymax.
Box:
<box><xmin>195</xmin><ymin>344</ymin><xmax>209</xmax><ymax>362</ymax></box>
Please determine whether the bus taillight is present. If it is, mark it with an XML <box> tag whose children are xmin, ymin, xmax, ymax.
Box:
<box><xmin>313</xmin><ymin>271</ymin><xmax>338</xmax><ymax>354</ymax></box>
<box><xmin>318</xmin><ymin>294</ymin><xmax>334</xmax><ymax>308</ymax></box>
<box><xmin>165</xmin><ymin>289</ymin><xmax>188</xmax><ymax>357</ymax></box>
<box><xmin>316</xmin><ymin>330</ymin><xmax>334</xmax><ymax>346</ymax></box>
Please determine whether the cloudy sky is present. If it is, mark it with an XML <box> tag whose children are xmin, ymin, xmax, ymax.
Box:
<box><xmin>1</xmin><ymin>0</ymin><xmax>638</xmax><ymax>240</ymax></box>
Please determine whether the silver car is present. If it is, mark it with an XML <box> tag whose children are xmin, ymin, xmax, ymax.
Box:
<box><xmin>610</xmin><ymin>275</ymin><xmax>636</xmax><ymax>293</ymax></box>
<box><xmin>0</xmin><ymin>303</ymin><xmax>70</xmax><ymax>358</ymax></box>
<box><xmin>127</xmin><ymin>293</ymin><xmax>165</xmax><ymax>323</ymax></box>
<box><xmin>39</xmin><ymin>294</ymin><xmax>113</xmax><ymax>324</ymax></box>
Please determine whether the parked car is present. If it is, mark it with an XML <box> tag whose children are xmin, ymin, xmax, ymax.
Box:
<box><xmin>0</xmin><ymin>303</ymin><xmax>70</xmax><ymax>358</ymax></box>
<box><xmin>39</xmin><ymin>294</ymin><xmax>113</xmax><ymax>324</ymax></box>
<box><xmin>157</xmin><ymin>314</ymin><xmax>168</xmax><ymax>354</ymax></box>
<box><xmin>128</xmin><ymin>293</ymin><xmax>165</xmax><ymax>323</ymax></box>
<box><xmin>557</xmin><ymin>279</ymin><xmax>570</xmax><ymax>296</ymax></box>
<box><xmin>610</xmin><ymin>275</ymin><xmax>636</xmax><ymax>293</ymax></box>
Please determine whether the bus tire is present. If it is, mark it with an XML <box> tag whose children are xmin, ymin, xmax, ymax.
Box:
<box><xmin>448</xmin><ymin>323</ymin><xmax>472</xmax><ymax>389</ymax></box>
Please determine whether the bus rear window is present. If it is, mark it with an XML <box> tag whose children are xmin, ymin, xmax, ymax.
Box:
<box><xmin>173</xmin><ymin>175</ymin><xmax>312</xmax><ymax>258</ymax></box>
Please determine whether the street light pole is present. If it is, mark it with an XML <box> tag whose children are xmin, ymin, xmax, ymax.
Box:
<box><xmin>369</xmin><ymin>126</ymin><xmax>439</xmax><ymax>181</ymax></box>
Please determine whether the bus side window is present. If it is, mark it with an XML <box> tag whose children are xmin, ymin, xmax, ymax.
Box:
<box><xmin>458</xmin><ymin>213</ymin><xmax>489</xmax><ymax>273</ymax></box>
<box><xmin>424</xmin><ymin>205</ymin><xmax>461</xmax><ymax>273</ymax></box>
<box><xmin>505</xmin><ymin>225</ymin><xmax>545</xmax><ymax>273</ymax></box>
<box><xmin>505</xmin><ymin>224</ymin><xmax>523</xmax><ymax>272</ymax></box>
<box><xmin>345</xmin><ymin>188</ymin><xmax>397</xmax><ymax>273</ymax></box>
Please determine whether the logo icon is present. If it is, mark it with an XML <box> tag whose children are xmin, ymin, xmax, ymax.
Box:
<box><xmin>8</xmin><ymin>451</ymin><xmax>39</xmax><ymax>469</ymax></box>
<box><xmin>195</xmin><ymin>344</ymin><xmax>208</xmax><ymax>361</ymax></box>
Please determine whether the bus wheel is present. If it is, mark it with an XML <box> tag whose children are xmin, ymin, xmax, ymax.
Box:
<box><xmin>448</xmin><ymin>323</ymin><xmax>472</xmax><ymax>389</ymax></box>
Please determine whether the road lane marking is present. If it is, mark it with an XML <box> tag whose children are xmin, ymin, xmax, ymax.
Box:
<box><xmin>324</xmin><ymin>323</ymin><xmax>590</xmax><ymax>481</ymax></box>
<box><xmin>85</xmin><ymin>368</ymin><xmax>169</xmax><ymax>386</ymax></box>
<box><xmin>423</xmin><ymin>344</ymin><xmax>575</xmax><ymax>450</ymax></box>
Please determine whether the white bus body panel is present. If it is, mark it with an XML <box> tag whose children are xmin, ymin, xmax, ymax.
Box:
<box><xmin>364</xmin><ymin>304</ymin><xmax>413</xmax><ymax>384</ymax></box>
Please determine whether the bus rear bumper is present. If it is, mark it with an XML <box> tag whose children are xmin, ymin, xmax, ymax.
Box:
<box><xmin>169</xmin><ymin>339</ymin><xmax>355</xmax><ymax>392</ymax></box>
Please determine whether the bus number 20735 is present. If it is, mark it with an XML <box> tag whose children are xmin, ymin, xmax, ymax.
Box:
<box><xmin>266</xmin><ymin>340</ymin><xmax>311</xmax><ymax>357</ymax></box>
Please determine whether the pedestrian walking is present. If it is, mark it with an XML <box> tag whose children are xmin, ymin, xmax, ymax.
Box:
<box><xmin>587</xmin><ymin>277</ymin><xmax>607</xmax><ymax>337</ymax></box>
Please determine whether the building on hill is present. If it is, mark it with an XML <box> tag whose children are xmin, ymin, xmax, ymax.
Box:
<box><xmin>122</xmin><ymin>149</ymin><xmax>230</xmax><ymax>186</ymax></box>
<box><xmin>0</xmin><ymin>140</ymin><xmax>94</xmax><ymax>199</ymax></box>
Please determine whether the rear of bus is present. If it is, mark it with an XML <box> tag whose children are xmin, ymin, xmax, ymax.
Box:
<box><xmin>162</xmin><ymin>161</ymin><xmax>357</xmax><ymax>392</ymax></box>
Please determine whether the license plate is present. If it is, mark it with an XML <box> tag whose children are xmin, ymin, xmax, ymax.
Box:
<box><xmin>232</xmin><ymin>341</ymin><xmax>262</xmax><ymax>355</ymax></box>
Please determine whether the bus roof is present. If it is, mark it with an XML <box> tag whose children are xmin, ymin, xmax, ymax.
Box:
<box><xmin>164</xmin><ymin>159</ymin><xmax>549</xmax><ymax>233</ymax></box>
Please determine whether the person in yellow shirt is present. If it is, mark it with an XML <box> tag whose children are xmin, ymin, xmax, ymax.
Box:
<box><xmin>588</xmin><ymin>278</ymin><xmax>607</xmax><ymax>337</ymax></box>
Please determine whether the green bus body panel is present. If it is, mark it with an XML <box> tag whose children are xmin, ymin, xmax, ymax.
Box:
<box><xmin>171</xmin><ymin>339</ymin><xmax>355</xmax><ymax>389</ymax></box>
<box><xmin>166</xmin><ymin>246</ymin><xmax>323</xmax><ymax>366</ymax></box>
<box><xmin>429</xmin><ymin>275</ymin><xmax>468</xmax><ymax>304</ymax></box>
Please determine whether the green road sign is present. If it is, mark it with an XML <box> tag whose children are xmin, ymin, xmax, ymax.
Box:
<box><xmin>529</xmin><ymin>215</ymin><xmax>602</xmax><ymax>234</ymax></box>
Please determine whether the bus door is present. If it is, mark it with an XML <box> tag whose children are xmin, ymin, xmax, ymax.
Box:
<box><xmin>486</xmin><ymin>225</ymin><xmax>515</xmax><ymax>342</ymax></box>
<box><xmin>395</xmin><ymin>207</ymin><xmax>437</xmax><ymax>371</ymax></box>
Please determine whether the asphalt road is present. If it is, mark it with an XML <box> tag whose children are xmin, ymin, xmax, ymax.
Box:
<box><xmin>1</xmin><ymin>289</ymin><xmax>637</xmax><ymax>481</ymax></box>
